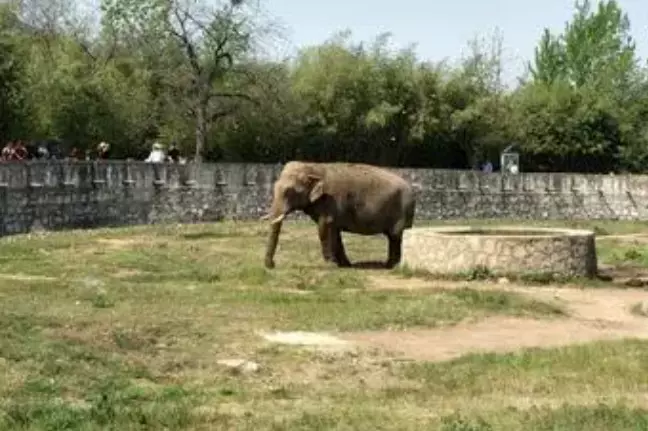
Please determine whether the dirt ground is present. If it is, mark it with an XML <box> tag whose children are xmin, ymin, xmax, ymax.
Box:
<box><xmin>341</xmin><ymin>273</ymin><xmax>648</xmax><ymax>361</ymax></box>
<box><xmin>255</xmin><ymin>233</ymin><xmax>648</xmax><ymax>363</ymax></box>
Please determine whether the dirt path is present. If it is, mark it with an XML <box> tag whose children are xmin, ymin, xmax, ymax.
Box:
<box><xmin>343</xmin><ymin>275</ymin><xmax>648</xmax><ymax>362</ymax></box>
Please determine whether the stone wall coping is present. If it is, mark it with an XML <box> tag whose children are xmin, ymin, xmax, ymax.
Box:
<box><xmin>407</xmin><ymin>226</ymin><xmax>596</xmax><ymax>239</ymax></box>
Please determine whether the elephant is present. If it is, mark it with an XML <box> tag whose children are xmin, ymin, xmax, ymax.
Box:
<box><xmin>262</xmin><ymin>161</ymin><xmax>416</xmax><ymax>269</ymax></box>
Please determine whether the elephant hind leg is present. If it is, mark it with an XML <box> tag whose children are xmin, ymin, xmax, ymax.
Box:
<box><xmin>332</xmin><ymin>229</ymin><xmax>352</xmax><ymax>267</ymax></box>
<box><xmin>385</xmin><ymin>233</ymin><xmax>403</xmax><ymax>269</ymax></box>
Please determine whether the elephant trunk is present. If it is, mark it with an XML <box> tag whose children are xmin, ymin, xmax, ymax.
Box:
<box><xmin>263</xmin><ymin>198</ymin><xmax>289</xmax><ymax>269</ymax></box>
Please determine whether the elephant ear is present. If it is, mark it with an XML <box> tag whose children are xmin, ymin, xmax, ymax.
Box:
<box><xmin>308</xmin><ymin>174</ymin><xmax>324</xmax><ymax>202</ymax></box>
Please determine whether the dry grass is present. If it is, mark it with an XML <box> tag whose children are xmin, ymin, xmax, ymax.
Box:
<box><xmin>1</xmin><ymin>219</ymin><xmax>648</xmax><ymax>430</ymax></box>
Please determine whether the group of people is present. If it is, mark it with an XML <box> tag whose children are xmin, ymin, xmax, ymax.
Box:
<box><xmin>67</xmin><ymin>142</ymin><xmax>111</xmax><ymax>161</ymax></box>
<box><xmin>0</xmin><ymin>140</ymin><xmax>186</xmax><ymax>164</ymax></box>
<box><xmin>0</xmin><ymin>141</ymin><xmax>29</xmax><ymax>161</ymax></box>
<box><xmin>0</xmin><ymin>140</ymin><xmax>67</xmax><ymax>161</ymax></box>
<box><xmin>479</xmin><ymin>158</ymin><xmax>520</xmax><ymax>174</ymax></box>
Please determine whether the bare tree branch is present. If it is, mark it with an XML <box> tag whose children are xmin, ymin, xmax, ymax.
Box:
<box><xmin>72</xmin><ymin>26</ymin><xmax>120</xmax><ymax>71</ymax></box>
<box><xmin>168</xmin><ymin>6</ymin><xmax>202</xmax><ymax>76</ymax></box>
<box><xmin>180</xmin><ymin>6</ymin><xmax>240</xmax><ymax>83</ymax></box>
<box><xmin>76</xmin><ymin>38</ymin><xmax>96</xmax><ymax>61</ymax></box>
<box><xmin>210</xmin><ymin>108</ymin><xmax>237</xmax><ymax>122</ymax></box>
<box><xmin>209</xmin><ymin>91</ymin><xmax>258</xmax><ymax>104</ymax></box>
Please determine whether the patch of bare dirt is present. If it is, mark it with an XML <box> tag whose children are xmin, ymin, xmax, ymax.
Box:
<box><xmin>259</xmin><ymin>331</ymin><xmax>353</xmax><ymax>352</ymax></box>
<box><xmin>367</xmin><ymin>275</ymin><xmax>466</xmax><ymax>291</ymax></box>
<box><xmin>597</xmin><ymin>263</ymin><xmax>648</xmax><ymax>287</ymax></box>
<box><xmin>0</xmin><ymin>273</ymin><xmax>57</xmax><ymax>282</ymax></box>
<box><xmin>113</xmin><ymin>269</ymin><xmax>144</xmax><ymax>278</ymax></box>
<box><xmin>343</xmin><ymin>274</ymin><xmax>648</xmax><ymax>362</ymax></box>
<box><xmin>95</xmin><ymin>237</ymin><xmax>161</xmax><ymax>249</ymax></box>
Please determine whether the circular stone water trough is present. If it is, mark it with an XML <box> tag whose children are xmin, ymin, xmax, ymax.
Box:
<box><xmin>401</xmin><ymin>226</ymin><xmax>598</xmax><ymax>278</ymax></box>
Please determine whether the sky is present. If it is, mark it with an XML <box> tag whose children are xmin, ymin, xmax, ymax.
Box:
<box><xmin>262</xmin><ymin>0</ymin><xmax>648</xmax><ymax>86</ymax></box>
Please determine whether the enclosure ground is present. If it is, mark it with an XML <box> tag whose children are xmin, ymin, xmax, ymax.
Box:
<box><xmin>349</xmin><ymin>275</ymin><xmax>648</xmax><ymax>361</ymax></box>
<box><xmin>3</xmin><ymin>218</ymin><xmax>648</xmax><ymax>429</ymax></box>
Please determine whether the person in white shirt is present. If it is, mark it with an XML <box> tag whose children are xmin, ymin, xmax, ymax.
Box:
<box><xmin>145</xmin><ymin>142</ymin><xmax>166</xmax><ymax>163</ymax></box>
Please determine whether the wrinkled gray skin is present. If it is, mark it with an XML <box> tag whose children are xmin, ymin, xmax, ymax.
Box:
<box><xmin>262</xmin><ymin>161</ymin><xmax>416</xmax><ymax>269</ymax></box>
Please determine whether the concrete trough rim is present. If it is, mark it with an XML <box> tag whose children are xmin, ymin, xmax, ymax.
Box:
<box><xmin>407</xmin><ymin>225</ymin><xmax>595</xmax><ymax>240</ymax></box>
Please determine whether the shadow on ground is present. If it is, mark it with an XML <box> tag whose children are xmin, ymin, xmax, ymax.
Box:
<box><xmin>350</xmin><ymin>260</ymin><xmax>391</xmax><ymax>270</ymax></box>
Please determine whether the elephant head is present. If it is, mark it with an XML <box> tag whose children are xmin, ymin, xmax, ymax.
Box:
<box><xmin>263</xmin><ymin>162</ymin><xmax>325</xmax><ymax>268</ymax></box>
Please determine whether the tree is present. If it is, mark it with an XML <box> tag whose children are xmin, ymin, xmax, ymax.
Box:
<box><xmin>101</xmin><ymin>0</ymin><xmax>260</xmax><ymax>162</ymax></box>
<box><xmin>208</xmin><ymin>60</ymin><xmax>306</xmax><ymax>162</ymax></box>
<box><xmin>0</xmin><ymin>4</ymin><xmax>30</xmax><ymax>140</ymax></box>
<box><xmin>0</xmin><ymin>0</ymin><xmax>647</xmax><ymax>173</ymax></box>
<box><xmin>509</xmin><ymin>81</ymin><xmax>623</xmax><ymax>172</ymax></box>
<box><xmin>529</xmin><ymin>0</ymin><xmax>637</xmax><ymax>90</ymax></box>
<box><xmin>528</xmin><ymin>29</ymin><xmax>565</xmax><ymax>85</ymax></box>
<box><xmin>290</xmin><ymin>31</ymin><xmax>427</xmax><ymax>164</ymax></box>
<box><xmin>521</xmin><ymin>0</ymin><xmax>646</xmax><ymax>172</ymax></box>
<box><xmin>440</xmin><ymin>29</ymin><xmax>511</xmax><ymax>169</ymax></box>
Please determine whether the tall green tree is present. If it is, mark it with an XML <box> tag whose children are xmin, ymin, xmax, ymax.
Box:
<box><xmin>434</xmin><ymin>29</ymin><xmax>512</xmax><ymax>169</ymax></box>
<box><xmin>529</xmin><ymin>0</ymin><xmax>637</xmax><ymax>90</ymax></box>
<box><xmin>0</xmin><ymin>4</ymin><xmax>30</xmax><ymax>140</ymax></box>
<box><xmin>101</xmin><ymin>0</ymin><xmax>259</xmax><ymax>161</ymax></box>
<box><xmin>518</xmin><ymin>0</ymin><xmax>645</xmax><ymax>172</ymax></box>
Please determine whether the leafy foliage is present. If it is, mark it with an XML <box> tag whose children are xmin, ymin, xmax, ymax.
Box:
<box><xmin>1</xmin><ymin>0</ymin><xmax>648</xmax><ymax>172</ymax></box>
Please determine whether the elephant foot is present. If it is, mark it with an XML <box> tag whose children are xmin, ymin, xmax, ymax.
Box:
<box><xmin>322</xmin><ymin>255</ymin><xmax>351</xmax><ymax>268</ymax></box>
<box><xmin>336</xmin><ymin>259</ymin><xmax>352</xmax><ymax>268</ymax></box>
<box><xmin>321</xmin><ymin>260</ymin><xmax>340</xmax><ymax>270</ymax></box>
<box><xmin>384</xmin><ymin>259</ymin><xmax>400</xmax><ymax>269</ymax></box>
<box><xmin>264</xmin><ymin>259</ymin><xmax>276</xmax><ymax>269</ymax></box>
<box><xmin>334</xmin><ymin>254</ymin><xmax>352</xmax><ymax>267</ymax></box>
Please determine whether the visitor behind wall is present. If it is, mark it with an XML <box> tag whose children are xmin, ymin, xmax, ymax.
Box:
<box><xmin>68</xmin><ymin>148</ymin><xmax>80</xmax><ymax>160</ymax></box>
<box><xmin>145</xmin><ymin>142</ymin><xmax>166</xmax><ymax>163</ymax></box>
<box><xmin>97</xmin><ymin>142</ymin><xmax>110</xmax><ymax>159</ymax></box>
<box><xmin>167</xmin><ymin>143</ymin><xmax>180</xmax><ymax>163</ymax></box>
<box><xmin>1</xmin><ymin>141</ymin><xmax>28</xmax><ymax>161</ymax></box>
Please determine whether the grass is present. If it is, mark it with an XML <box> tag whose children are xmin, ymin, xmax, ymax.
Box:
<box><xmin>597</xmin><ymin>240</ymin><xmax>648</xmax><ymax>266</ymax></box>
<box><xmin>630</xmin><ymin>302</ymin><xmax>648</xmax><ymax>317</ymax></box>
<box><xmin>0</xmin><ymin>218</ymin><xmax>647</xmax><ymax>429</ymax></box>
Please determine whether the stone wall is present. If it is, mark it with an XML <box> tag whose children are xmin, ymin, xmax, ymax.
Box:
<box><xmin>0</xmin><ymin>160</ymin><xmax>647</xmax><ymax>236</ymax></box>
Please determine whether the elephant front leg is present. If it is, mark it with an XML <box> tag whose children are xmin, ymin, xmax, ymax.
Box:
<box><xmin>386</xmin><ymin>234</ymin><xmax>403</xmax><ymax>269</ymax></box>
<box><xmin>332</xmin><ymin>229</ymin><xmax>352</xmax><ymax>267</ymax></box>
<box><xmin>317</xmin><ymin>218</ymin><xmax>336</xmax><ymax>263</ymax></box>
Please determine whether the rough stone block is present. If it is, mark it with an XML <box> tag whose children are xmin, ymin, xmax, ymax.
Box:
<box><xmin>402</xmin><ymin>226</ymin><xmax>598</xmax><ymax>278</ymax></box>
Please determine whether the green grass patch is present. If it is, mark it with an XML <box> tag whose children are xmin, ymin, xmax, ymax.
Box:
<box><xmin>597</xmin><ymin>241</ymin><xmax>648</xmax><ymax>266</ymax></box>
<box><xmin>394</xmin><ymin>264</ymin><xmax>606</xmax><ymax>287</ymax></box>
<box><xmin>222</xmin><ymin>286</ymin><xmax>564</xmax><ymax>331</ymax></box>
<box><xmin>400</xmin><ymin>339</ymin><xmax>648</xmax><ymax>397</ymax></box>
<box><xmin>630</xmin><ymin>302</ymin><xmax>648</xmax><ymax>317</ymax></box>
<box><xmin>437</xmin><ymin>404</ymin><xmax>648</xmax><ymax>431</ymax></box>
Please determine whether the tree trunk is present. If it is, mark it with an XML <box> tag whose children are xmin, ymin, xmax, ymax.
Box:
<box><xmin>194</xmin><ymin>102</ymin><xmax>207</xmax><ymax>163</ymax></box>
